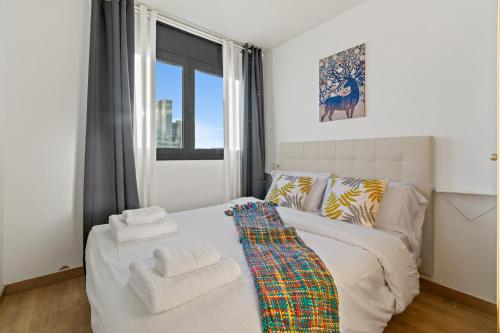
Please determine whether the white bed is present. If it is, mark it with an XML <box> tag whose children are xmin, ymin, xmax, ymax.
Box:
<box><xmin>86</xmin><ymin>199</ymin><xmax>419</xmax><ymax>333</ymax></box>
<box><xmin>86</xmin><ymin>136</ymin><xmax>433</xmax><ymax>333</ymax></box>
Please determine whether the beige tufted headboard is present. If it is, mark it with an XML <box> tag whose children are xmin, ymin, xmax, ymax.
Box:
<box><xmin>279</xmin><ymin>136</ymin><xmax>434</xmax><ymax>275</ymax></box>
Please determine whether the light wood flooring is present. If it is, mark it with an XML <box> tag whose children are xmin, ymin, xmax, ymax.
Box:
<box><xmin>0</xmin><ymin>276</ymin><xmax>495</xmax><ymax>333</ymax></box>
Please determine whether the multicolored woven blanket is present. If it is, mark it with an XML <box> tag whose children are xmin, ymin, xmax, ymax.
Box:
<box><xmin>230</xmin><ymin>202</ymin><xmax>340</xmax><ymax>333</ymax></box>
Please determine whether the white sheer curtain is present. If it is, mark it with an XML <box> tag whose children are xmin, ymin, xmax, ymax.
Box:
<box><xmin>134</xmin><ymin>5</ymin><xmax>157</xmax><ymax>207</ymax></box>
<box><xmin>222</xmin><ymin>40</ymin><xmax>243</xmax><ymax>201</ymax></box>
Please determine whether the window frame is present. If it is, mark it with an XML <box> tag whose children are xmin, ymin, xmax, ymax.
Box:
<box><xmin>155</xmin><ymin>27</ymin><xmax>224</xmax><ymax>161</ymax></box>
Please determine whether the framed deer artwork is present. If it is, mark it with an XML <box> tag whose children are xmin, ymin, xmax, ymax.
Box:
<box><xmin>319</xmin><ymin>43</ymin><xmax>366</xmax><ymax>122</ymax></box>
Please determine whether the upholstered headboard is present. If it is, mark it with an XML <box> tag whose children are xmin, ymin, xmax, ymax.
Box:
<box><xmin>279</xmin><ymin>136</ymin><xmax>434</xmax><ymax>275</ymax></box>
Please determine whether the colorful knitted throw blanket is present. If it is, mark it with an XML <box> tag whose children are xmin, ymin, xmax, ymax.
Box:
<box><xmin>230</xmin><ymin>202</ymin><xmax>340</xmax><ymax>333</ymax></box>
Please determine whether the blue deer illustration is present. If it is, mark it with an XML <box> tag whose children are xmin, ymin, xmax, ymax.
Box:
<box><xmin>321</xmin><ymin>76</ymin><xmax>360</xmax><ymax>121</ymax></box>
<box><xmin>320</xmin><ymin>44</ymin><xmax>365</xmax><ymax>122</ymax></box>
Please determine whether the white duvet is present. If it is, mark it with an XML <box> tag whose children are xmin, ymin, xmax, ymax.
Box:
<box><xmin>86</xmin><ymin>199</ymin><xmax>419</xmax><ymax>333</ymax></box>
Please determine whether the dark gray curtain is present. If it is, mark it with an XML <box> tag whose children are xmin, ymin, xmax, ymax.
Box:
<box><xmin>242</xmin><ymin>45</ymin><xmax>266</xmax><ymax>199</ymax></box>
<box><xmin>84</xmin><ymin>0</ymin><xmax>139</xmax><ymax>249</ymax></box>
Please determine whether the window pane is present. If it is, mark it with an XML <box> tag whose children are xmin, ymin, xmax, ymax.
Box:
<box><xmin>194</xmin><ymin>70</ymin><xmax>224</xmax><ymax>149</ymax></box>
<box><xmin>156</xmin><ymin>61</ymin><xmax>183</xmax><ymax>149</ymax></box>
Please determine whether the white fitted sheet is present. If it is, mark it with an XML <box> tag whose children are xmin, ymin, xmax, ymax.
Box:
<box><xmin>86</xmin><ymin>200</ymin><xmax>419</xmax><ymax>333</ymax></box>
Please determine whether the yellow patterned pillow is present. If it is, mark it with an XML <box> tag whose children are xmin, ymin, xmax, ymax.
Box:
<box><xmin>321</xmin><ymin>176</ymin><xmax>389</xmax><ymax>227</ymax></box>
<box><xmin>265</xmin><ymin>175</ymin><xmax>315</xmax><ymax>210</ymax></box>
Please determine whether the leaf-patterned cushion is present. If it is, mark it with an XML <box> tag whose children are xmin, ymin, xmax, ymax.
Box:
<box><xmin>321</xmin><ymin>176</ymin><xmax>389</xmax><ymax>227</ymax></box>
<box><xmin>265</xmin><ymin>175</ymin><xmax>316</xmax><ymax>210</ymax></box>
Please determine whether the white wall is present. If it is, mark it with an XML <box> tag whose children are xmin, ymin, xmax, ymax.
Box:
<box><xmin>265</xmin><ymin>0</ymin><xmax>497</xmax><ymax>302</ymax></box>
<box><xmin>0</xmin><ymin>126</ymin><xmax>3</xmax><ymax>293</ymax></box>
<box><xmin>2</xmin><ymin>0</ymin><xmax>90</xmax><ymax>283</ymax></box>
<box><xmin>0</xmin><ymin>0</ymin><xmax>6</xmax><ymax>293</ymax></box>
<box><xmin>155</xmin><ymin>161</ymin><xmax>224</xmax><ymax>212</ymax></box>
<box><xmin>265</xmin><ymin>0</ymin><xmax>497</xmax><ymax>195</ymax></box>
<box><xmin>0</xmin><ymin>108</ymin><xmax>4</xmax><ymax>293</ymax></box>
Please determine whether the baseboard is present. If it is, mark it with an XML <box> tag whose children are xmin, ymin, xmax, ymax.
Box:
<box><xmin>3</xmin><ymin>267</ymin><xmax>84</xmax><ymax>296</ymax></box>
<box><xmin>420</xmin><ymin>277</ymin><xmax>496</xmax><ymax>317</ymax></box>
<box><xmin>0</xmin><ymin>286</ymin><xmax>5</xmax><ymax>305</ymax></box>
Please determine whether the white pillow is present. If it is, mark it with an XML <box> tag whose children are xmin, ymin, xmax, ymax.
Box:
<box><xmin>375</xmin><ymin>181</ymin><xmax>428</xmax><ymax>259</ymax></box>
<box><xmin>269</xmin><ymin>170</ymin><xmax>330</xmax><ymax>212</ymax></box>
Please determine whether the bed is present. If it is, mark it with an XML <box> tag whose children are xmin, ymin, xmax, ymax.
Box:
<box><xmin>86</xmin><ymin>136</ymin><xmax>433</xmax><ymax>333</ymax></box>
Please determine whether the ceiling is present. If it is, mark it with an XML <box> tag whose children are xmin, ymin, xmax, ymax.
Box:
<box><xmin>140</xmin><ymin>0</ymin><xmax>367</xmax><ymax>49</ymax></box>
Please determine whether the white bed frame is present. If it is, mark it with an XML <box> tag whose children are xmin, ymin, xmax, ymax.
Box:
<box><xmin>278</xmin><ymin>136</ymin><xmax>434</xmax><ymax>275</ymax></box>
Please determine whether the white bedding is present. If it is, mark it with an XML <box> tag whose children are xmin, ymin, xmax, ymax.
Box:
<box><xmin>86</xmin><ymin>199</ymin><xmax>419</xmax><ymax>333</ymax></box>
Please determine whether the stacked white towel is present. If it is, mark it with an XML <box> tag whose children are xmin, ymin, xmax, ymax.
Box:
<box><xmin>109</xmin><ymin>214</ymin><xmax>177</xmax><ymax>242</ymax></box>
<box><xmin>128</xmin><ymin>243</ymin><xmax>241</xmax><ymax>313</ymax></box>
<box><xmin>123</xmin><ymin>206</ymin><xmax>167</xmax><ymax>225</ymax></box>
<box><xmin>154</xmin><ymin>242</ymin><xmax>220</xmax><ymax>277</ymax></box>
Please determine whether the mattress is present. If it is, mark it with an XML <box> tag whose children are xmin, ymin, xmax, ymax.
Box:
<box><xmin>86</xmin><ymin>199</ymin><xmax>419</xmax><ymax>333</ymax></box>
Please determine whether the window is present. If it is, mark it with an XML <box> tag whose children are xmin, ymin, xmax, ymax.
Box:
<box><xmin>156</xmin><ymin>23</ymin><xmax>224</xmax><ymax>160</ymax></box>
<box><xmin>194</xmin><ymin>70</ymin><xmax>224</xmax><ymax>149</ymax></box>
<box><xmin>156</xmin><ymin>62</ymin><xmax>183</xmax><ymax>149</ymax></box>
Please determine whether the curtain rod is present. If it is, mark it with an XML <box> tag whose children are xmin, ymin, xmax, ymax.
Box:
<box><xmin>134</xmin><ymin>3</ymin><xmax>246</xmax><ymax>51</ymax></box>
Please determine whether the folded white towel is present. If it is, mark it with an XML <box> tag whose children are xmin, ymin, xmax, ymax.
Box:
<box><xmin>109</xmin><ymin>214</ymin><xmax>177</xmax><ymax>242</ymax></box>
<box><xmin>154</xmin><ymin>242</ymin><xmax>221</xmax><ymax>277</ymax></box>
<box><xmin>128</xmin><ymin>257</ymin><xmax>241</xmax><ymax>313</ymax></box>
<box><xmin>123</xmin><ymin>206</ymin><xmax>167</xmax><ymax>225</ymax></box>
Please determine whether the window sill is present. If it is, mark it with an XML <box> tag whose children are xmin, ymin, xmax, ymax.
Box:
<box><xmin>156</xmin><ymin>150</ymin><xmax>223</xmax><ymax>161</ymax></box>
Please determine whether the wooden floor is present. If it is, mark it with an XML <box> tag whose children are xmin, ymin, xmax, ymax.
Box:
<box><xmin>0</xmin><ymin>276</ymin><xmax>495</xmax><ymax>333</ymax></box>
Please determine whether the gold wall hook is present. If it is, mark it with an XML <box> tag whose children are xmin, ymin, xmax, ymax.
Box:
<box><xmin>489</xmin><ymin>153</ymin><xmax>497</xmax><ymax>161</ymax></box>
